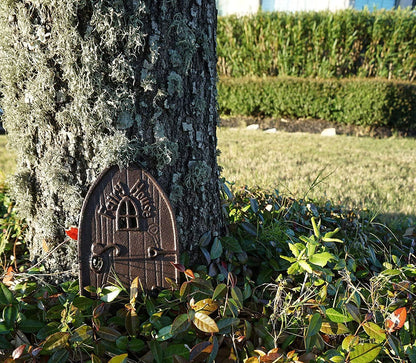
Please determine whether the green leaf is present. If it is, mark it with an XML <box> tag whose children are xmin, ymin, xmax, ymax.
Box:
<box><xmin>171</xmin><ymin>313</ymin><xmax>190</xmax><ymax>335</ymax></box>
<box><xmin>128</xmin><ymin>338</ymin><xmax>145</xmax><ymax>352</ymax></box>
<box><xmin>150</xmin><ymin>340</ymin><xmax>164</xmax><ymax>363</ymax></box>
<box><xmin>349</xmin><ymin>343</ymin><xmax>382</xmax><ymax>362</ymax></box>
<box><xmin>217</xmin><ymin>317</ymin><xmax>240</xmax><ymax>334</ymax></box>
<box><xmin>164</xmin><ymin>343</ymin><xmax>190</xmax><ymax>360</ymax></box>
<box><xmin>311</xmin><ymin>217</ymin><xmax>321</xmax><ymax>238</ymax></box>
<box><xmin>221</xmin><ymin>236</ymin><xmax>243</xmax><ymax>253</ymax></box>
<box><xmin>345</xmin><ymin>303</ymin><xmax>361</xmax><ymax>323</ymax></box>
<box><xmin>0</xmin><ymin>283</ymin><xmax>15</xmax><ymax>305</ymax></box>
<box><xmin>212</xmin><ymin>283</ymin><xmax>227</xmax><ymax>300</ymax></box>
<box><xmin>287</xmin><ymin>261</ymin><xmax>301</xmax><ymax>275</ymax></box>
<box><xmin>362</xmin><ymin>322</ymin><xmax>386</xmax><ymax>343</ymax></box>
<box><xmin>156</xmin><ymin>325</ymin><xmax>174</xmax><ymax>342</ymax></box>
<box><xmin>231</xmin><ymin>287</ymin><xmax>243</xmax><ymax>308</ymax></box>
<box><xmin>0</xmin><ymin>322</ymin><xmax>10</xmax><ymax>335</ymax></box>
<box><xmin>241</xmin><ymin>222</ymin><xmax>257</xmax><ymax>236</ymax></box>
<box><xmin>210</xmin><ymin>237</ymin><xmax>223</xmax><ymax>260</ymax></box>
<box><xmin>298</xmin><ymin>260</ymin><xmax>313</xmax><ymax>273</ymax></box>
<box><xmin>100</xmin><ymin>286</ymin><xmax>123</xmax><ymax>303</ymax></box>
<box><xmin>309</xmin><ymin>252</ymin><xmax>336</xmax><ymax>267</ymax></box>
<box><xmin>288</xmin><ymin>243</ymin><xmax>300</xmax><ymax>257</ymax></box>
<box><xmin>72</xmin><ymin>296</ymin><xmax>94</xmax><ymax>311</ymax></box>
<box><xmin>249</xmin><ymin>198</ymin><xmax>259</xmax><ymax>213</ymax></box>
<box><xmin>320</xmin><ymin>322</ymin><xmax>350</xmax><ymax>335</ymax></box>
<box><xmin>48</xmin><ymin>349</ymin><xmax>69</xmax><ymax>363</ymax></box>
<box><xmin>42</xmin><ymin>332</ymin><xmax>70</xmax><ymax>353</ymax></box>
<box><xmin>70</xmin><ymin>325</ymin><xmax>93</xmax><ymax>343</ymax></box>
<box><xmin>326</xmin><ymin>308</ymin><xmax>354</xmax><ymax>323</ymax></box>
<box><xmin>96</xmin><ymin>326</ymin><xmax>122</xmax><ymax>342</ymax></box>
<box><xmin>108</xmin><ymin>353</ymin><xmax>128</xmax><ymax>363</ymax></box>
<box><xmin>3</xmin><ymin>305</ymin><xmax>18</xmax><ymax>329</ymax></box>
<box><xmin>0</xmin><ymin>335</ymin><xmax>12</xmax><ymax>349</ymax></box>
<box><xmin>342</xmin><ymin>335</ymin><xmax>360</xmax><ymax>350</ymax></box>
<box><xmin>307</xmin><ymin>313</ymin><xmax>322</xmax><ymax>337</ymax></box>
<box><xmin>116</xmin><ymin>336</ymin><xmax>128</xmax><ymax>350</ymax></box>
<box><xmin>19</xmin><ymin>319</ymin><xmax>45</xmax><ymax>333</ymax></box>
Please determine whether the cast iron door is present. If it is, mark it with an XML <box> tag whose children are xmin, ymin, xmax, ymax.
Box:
<box><xmin>78</xmin><ymin>165</ymin><xmax>179</xmax><ymax>294</ymax></box>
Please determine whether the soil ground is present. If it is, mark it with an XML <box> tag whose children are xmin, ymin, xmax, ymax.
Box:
<box><xmin>220</xmin><ymin>116</ymin><xmax>416</xmax><ymax>138</ymax></box>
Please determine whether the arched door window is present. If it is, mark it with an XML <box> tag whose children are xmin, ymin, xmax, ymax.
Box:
<box><xmin>116</xmin><ymin>196</ymin><xmax>140</xmax><ymax>230</ymax></box>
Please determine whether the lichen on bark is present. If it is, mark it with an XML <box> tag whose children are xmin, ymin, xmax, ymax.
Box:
<box><xmin>0</xmin><ymin>0</ymin><xmax>222</xmax><ymax>277</ymax></box>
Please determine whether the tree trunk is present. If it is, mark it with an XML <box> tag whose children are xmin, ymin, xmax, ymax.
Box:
<box><xmin>0</xmin><ymin>0</ymin><xmax>222</xmax><ymax>277</ymax></box>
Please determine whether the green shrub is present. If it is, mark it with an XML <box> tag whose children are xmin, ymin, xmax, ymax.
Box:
<box><xmin>218</xmin><ymin>76</ymin><xmax>416</xmax><ymax>130</ymax></box>
<box><xmin>217</xmin><ymin>9</ymin><xmax>416</xmax><ymax>81</ymax></box>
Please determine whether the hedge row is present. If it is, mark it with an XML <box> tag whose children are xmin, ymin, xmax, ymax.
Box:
<box><xmin>217</xmin><ymin>9</ymin><xmax>416</xmax><ymax>80</ymax></box>
<box><xmin>218</xmin><ymin>77</ymin><xmax>416</xmax><ymax>130</ymax></box>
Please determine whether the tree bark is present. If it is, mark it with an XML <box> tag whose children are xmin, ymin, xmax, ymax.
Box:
<box><xmin>0</xmin><ymin>0</ymin><xmax>222</xmax><ymax>277</ymax></box>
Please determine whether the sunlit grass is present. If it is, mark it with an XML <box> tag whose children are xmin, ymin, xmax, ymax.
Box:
<box><xmin>218</xmin><ymin>127</ymin><xmax>416</xmax><ymax>218</ymax></box>
<box><xmin>1</xmin><ymin>131</ymin><xmax>416</xmax><ymax>219</ymax></box>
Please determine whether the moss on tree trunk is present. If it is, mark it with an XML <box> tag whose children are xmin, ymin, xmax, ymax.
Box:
<box><xmin>0</xmin><ymin>0</ymin><xmax>222</xmax><ymax>277</ymax></box>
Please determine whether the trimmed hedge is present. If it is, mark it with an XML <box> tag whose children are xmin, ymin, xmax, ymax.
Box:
<box><xmin>217</xmin><ymin>9</ymin><xmax>416</xmax><ymax>81</ymax></box>
<box><xmin>218</xmin><ymin>77</ymin><xmax>416</xmax><ymax>130</ymax></box>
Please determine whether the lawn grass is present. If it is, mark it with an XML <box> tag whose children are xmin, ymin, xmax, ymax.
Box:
<box><xmin>1</xmin><ymin>131</ymin><xmax>416</xmax><ymax>220</ymax></box>
<box><xmin>218</xmin><ymin>127</ymin><xmax>416</xmax><ymax>219</ymax></box>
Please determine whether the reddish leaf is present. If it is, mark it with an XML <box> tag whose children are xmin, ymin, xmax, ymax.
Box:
<box><xmin>12</xmin><ymin>345</ymin><xmax>26</xmax><ymax>359</ymax></box>
<box><xmin>170</xmin><ymin>262</ymin><xmax>186</xmax><ymax>272</ymax></box>
<box><xmin>184</xmin><ymin>269</ymin><xmax>195</xmax><ymax>279</ymax></box>
<box><xmin>386</xmin><ymin>307</ymin><xmax>407</xmax><ymax>333</ymax></box>
<box><xmin>65</xmin><ymin>227</ymin><xmax>78</xmax><ymax>240</ymax></box>
<box><xmin>3</xmin><ymin>266</ymin><xmax>14</xmax><ymax>287</ymax></box>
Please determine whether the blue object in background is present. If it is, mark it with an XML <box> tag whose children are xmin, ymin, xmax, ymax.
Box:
<box><xmin>354</xmin><ymin>0</ymin><xmax>396</xmax><ymax>9</ymax></box>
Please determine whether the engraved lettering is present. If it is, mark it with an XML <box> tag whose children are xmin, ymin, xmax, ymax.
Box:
<box><xmin>99</xmin><ymin>179</ymin><xmax>154</xmax><ymax>221</ymax></box>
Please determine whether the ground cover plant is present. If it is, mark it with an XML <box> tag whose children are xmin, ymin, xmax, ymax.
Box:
<box><xmin>0</xmin><ymin>182</ymin><xmax>415</xmax><ymax>362</ymax></box>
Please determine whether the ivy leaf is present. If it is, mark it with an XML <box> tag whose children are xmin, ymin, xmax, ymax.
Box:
<box><xmin>194</xmin><ymin>312</ymin><xmax>219</xmax><ymax>333</ymax></box>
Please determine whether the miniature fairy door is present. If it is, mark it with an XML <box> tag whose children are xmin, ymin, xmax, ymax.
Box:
<box><xmin>78</xmin><ymin>165</ymin><xmax>179</xmax><ymax>294</ymax></box>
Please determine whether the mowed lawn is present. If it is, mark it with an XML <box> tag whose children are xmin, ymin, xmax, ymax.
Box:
<box><xmin>218</xmin><ymin>127</ymin><xmax>416</xmax><ymax>218</ymax></box>
<box><xmin>1</xmin><ymin>131</ymin><xmax>416</xmax><ymax>218</ymax></box>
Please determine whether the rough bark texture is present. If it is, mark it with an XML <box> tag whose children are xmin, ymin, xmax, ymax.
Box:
<box><xmin>0</xmin><ymin>0</ymin><xmax>222</xmax><ymax>278</ymax></box>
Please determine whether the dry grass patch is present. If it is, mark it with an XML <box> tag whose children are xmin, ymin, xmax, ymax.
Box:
<box><xmin>218</xmin><ymin>127</ymin><xmax>416</xmax><ymax>217</ymax></box>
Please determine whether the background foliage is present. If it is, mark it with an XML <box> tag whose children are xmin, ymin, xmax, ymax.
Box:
<box><xmin>218</xmin><ymin>76</ymin><xmax>416</xmax><ymax>130</ymax></box>
<box><xmin>217</xmin><ymin>8</ymin><xmax>416</xmax><ymax>80</ymax></box>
